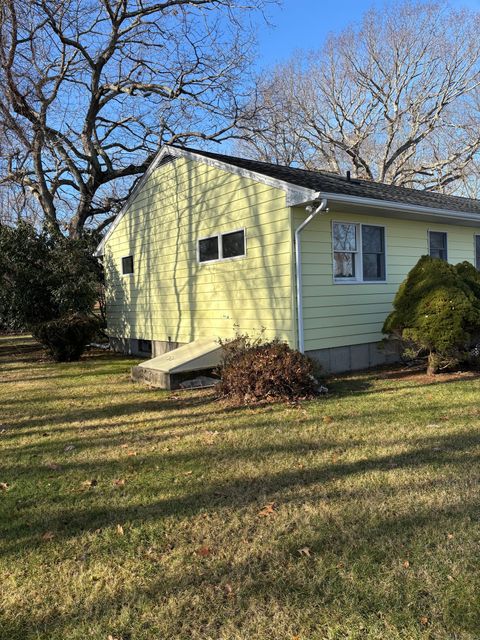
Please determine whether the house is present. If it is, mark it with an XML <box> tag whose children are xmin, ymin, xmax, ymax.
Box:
<box><xmin>95</xmin><ymin>145</ymin><xmax>480</xmax><ymax>385</ymax></box>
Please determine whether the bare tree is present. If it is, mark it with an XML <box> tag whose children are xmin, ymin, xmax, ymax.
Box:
<box><xmin>240</xmin><ymin>1</ymin><xmax>480</xmax><ymax>192</ymax></box>
<box><xmin>0</xmin><ymin>0</ymin><xmax>269</xmax><ymax>236</ymax></box>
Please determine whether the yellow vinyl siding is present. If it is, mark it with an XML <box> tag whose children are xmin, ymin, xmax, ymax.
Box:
<box><xmin>293</xmin><ymin>208</ymin><xmax>480</xmax><ymax>352</ymax></box>
<box><xmin>103</xmin><ymin>157</ymin><xmax>294</xmax><ymax>345</ymax></box>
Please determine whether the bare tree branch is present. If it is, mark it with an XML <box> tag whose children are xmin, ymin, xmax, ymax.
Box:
<box><xmin>238</xmin><ymin>1</ymin><xmax>480</xmax><ymax>195</ymax></box>
<box><xmin>0</xmin><ymin>0</ymin><xmax>270</xmax><ymax>236</ymax></box>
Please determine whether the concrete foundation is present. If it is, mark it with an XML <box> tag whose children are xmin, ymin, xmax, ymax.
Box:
<box><xmin>109</xmin><ymin>337</ymin><xmax>183</xmax><ymax>358</ymax></box>
<box><xmin>306</xmin><ymin>340</ymin><xmax>400</xmax><ymax>374</ymax></box>
<box><xmin>111</xmin><ymin>336</ymin><xmax>399</xmax><ymax>379</ymax></box>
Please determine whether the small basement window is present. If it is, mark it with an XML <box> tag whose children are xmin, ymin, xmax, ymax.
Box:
<box><xmin>428</xmin><ymin>231</ymin><xmax>447</xmax><ymax>261</ymax></box>
<box><xmin>138</xmin><ymin>339</ymin><xmax>152</xmax><ymax>355</ymax></box>
<box><xmin>198</xmin><ymin>229</ymin><xmax>245</xmax><ymax>263</ymax></box>
<box><xmin>122</xmin><ymin>255</ymin><xmax>134</xmax><ymax>275</ymax></box>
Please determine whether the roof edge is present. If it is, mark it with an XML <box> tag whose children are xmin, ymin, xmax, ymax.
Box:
<box><xmin>94</xmin><ymin>145</ymin><xmax>316</xmax><ymax>256</ymax></box>
<box><xmin>319</xmin><ymin>191</ymin><xmax>480</xmax><ymax>226</ymax></box>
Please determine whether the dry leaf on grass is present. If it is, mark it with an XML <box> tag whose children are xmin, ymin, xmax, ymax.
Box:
<box><xmin>116</xmin><ymin>524</ymin><xmax>124</xmax><ymax>536</ymax></box>
<box><xmin>45</xmin><ymin>462</ymin><xmax>60</xmax><ymax>470</ymax></box>
<box><xmin>42</xmin><ymin>531</ymin><xmax>55</xmax><ymax>541</ymax></box>
<box><xmin>0</xmin><ymin>482</ymin><xmax>9</xmax><ymax>491</ymax></box>
<box><xmin>113</xmin><ymin>479</ymin><xmax>126</xmax><ymax>487</ymax></box>
<box><xmin>419</xmin><ymin>616</ymin><xmax>429</xmax><ymax>626</ymax></box>
<box><xmin>402</xmin><ymin>560</ymin><xmax>410</xmax><ymax>569</ymax></box>
<box><xmin>82</xmin><ymin>479</ymin><xmax>98</xmax><ymax>488</ymax></box>
<box><xmin>64</xmin><ymin>445</ymin><xmax>75</xmax><ymax>452</ymax></box>
<box><xmin>196</xmin><ymin>546</ymin><xmax>211</xmax><ymax>557</ymax></box>
<box><xmin>298</xmin><ymin>547</ymin><xmax>311</xmax><ymax>557</ymax></box>
<box><xmin>258</xmin><ymin>502</ymin><xmax>276</xmax><ymax>517</ymax></box>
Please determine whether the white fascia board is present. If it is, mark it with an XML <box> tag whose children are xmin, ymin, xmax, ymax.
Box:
<box><xmin>318</xmin><ymin>191</ymin><xmax>480</xmax><ymax>227</ymax></box>
<box><xmin>94</xmin><ymin>145</ymin><xmax>317</xmax><ymax>256</ymax></box>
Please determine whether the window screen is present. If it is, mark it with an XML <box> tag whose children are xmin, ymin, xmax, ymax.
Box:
<box><xmin>429</xmin><ymin>231</ymin><xmax>447</xmax><ymax>261</ymax></box>
<box><xmin>122</xmin><ymin>255</ymin><xmax>134</xmax><ymax>274</ymax></box>
<box><xmin>362</xmin><ymin>225</ymin><xmax>385</xmax><ymax>281</ymax></box>
<box><xmin>198</xmin><ymin>236</ymin><xmax>219</xmax><ymax>262</ymax></box>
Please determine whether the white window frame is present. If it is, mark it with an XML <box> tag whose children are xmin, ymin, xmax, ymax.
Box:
<box><xmin>428</xmin><ymin>229</ymin><xmax>448</xmax><ymax>261</ymax></box>
<box><xmin>197</xmin><ymin>228</ymin><xmax>246</xmax><ymax>264</ymax></box>
<box><xmin>121</xmin><ymin>254</ymin><xmax>134</xmax><ymax>276</ymax></box>
<box><xmin>332</xmin><ymin>221</ymin><xmax>387</xmax><ymax>284</ymax></box>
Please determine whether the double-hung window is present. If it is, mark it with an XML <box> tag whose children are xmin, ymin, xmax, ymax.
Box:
<box><xmin>198</xmin><ymin>229</ymin><xmax>246</xmax><ymax>263</ymax></box>
<box><xmin>333</xmin><ymin>222</ymin><xmax>386</xmax><ymax>282</ymax></box>
<box><xmin>428</xmin><ymin>231</ymin><xmax>448</xmax><ymax>261</ymax></box>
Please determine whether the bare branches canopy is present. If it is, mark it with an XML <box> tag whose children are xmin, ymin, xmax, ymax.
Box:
<box><xmin>0</xmin><ymin>0</ymin><xmax>268</xmax><ymax>236</ymax></box>
<box><xmin>240</xmin><ymin>2</ymin><xmax>480</xmax><ymax>193</ymax></box>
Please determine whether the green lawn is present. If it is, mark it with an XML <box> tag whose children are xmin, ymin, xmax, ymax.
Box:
<box><xmin>0</xmin><ymin>335</ymin><xmax>479</xmax><ymax>640</ymax></box>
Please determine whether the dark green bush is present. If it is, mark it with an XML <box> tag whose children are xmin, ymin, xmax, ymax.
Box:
<box><xmin>0</xmin><ymin>223</ymin><xmax>103</xmax><ymax>358</ymax></box>
<box><xmin>32</xmin><ymin>314</ymin><xmax>100</xmax><ymax>362</ymax></box>
<box><xmin>383</xmin><ymin>256</ymin><xmax>480</xmax><ymax>374</ymax></box>
<box><xmin>216</xmin><ymin>333</ymin><xmax>320</xmax><ymax>403</ymax></box>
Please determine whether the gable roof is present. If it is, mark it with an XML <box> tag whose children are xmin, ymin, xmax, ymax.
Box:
<box><xmin>95</xmin><ymin>144</ymin><xmax>480</xmax><ymax>256</ymax></box>
<box><xmin>184</xmin><ymin>146</ymin><xmax>480</xmax><ymax>216</ymax></box>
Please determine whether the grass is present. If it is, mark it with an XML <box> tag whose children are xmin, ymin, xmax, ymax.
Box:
<box><xmin>0</xmin><ymin>335</ymin><xmax>479</xmax><ymax>640</ymax></box>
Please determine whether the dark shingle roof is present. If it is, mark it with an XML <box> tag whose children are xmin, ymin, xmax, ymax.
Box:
<box><xmin>179</xmin><ymin>146</ymin><xmax>480</xmax><ymax>215</ymax></box>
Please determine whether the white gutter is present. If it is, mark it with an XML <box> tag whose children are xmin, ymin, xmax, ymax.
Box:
<box><xmin>295</xmin><ymin>196</ymin><xmax>328</xmax><ymax>353</ymax></box>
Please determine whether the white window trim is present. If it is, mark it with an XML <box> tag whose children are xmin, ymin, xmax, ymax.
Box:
<box><xmin>428</xmin><ymin>229</ymin><xmax>448</xmax><ymax>261</ymax></box>
<box><xmin>121</xmin><ymin>254</ymin><xmax>134</xmax><ymax>277</ymax></box>
<box><xmin>197</xmin><ymin>228</ymin><xmax>246</xmax><ymax>264</ymax></box>
<box><xmin>332</xmin><ymin>221</ymin><xmax>387</xmax><ymax>284</ymax></box>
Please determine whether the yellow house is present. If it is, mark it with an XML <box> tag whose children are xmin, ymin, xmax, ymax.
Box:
<box><xmin>95</xmin><ymin>145</ymin><xmax>480</xmax><ymax>378</ymax></box>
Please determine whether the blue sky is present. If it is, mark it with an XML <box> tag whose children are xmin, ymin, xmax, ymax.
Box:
<box><xmin>255</xmin><ymin>0</ymin><xmax>480</xmax><ymax>69</ymax></box>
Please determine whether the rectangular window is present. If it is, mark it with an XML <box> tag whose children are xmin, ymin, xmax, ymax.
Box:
<box><xmin>198</xmin><ymin>236</ymin><xmax>219</xmax><ymax>262</ymax></box>
<box><xmin>222</xmin><ymin>230</ymin><xmax>245</xmax><ymax>259</ymax></box>
<box><xmin>138</xmin><ymin>339</ymin><xmax>152</xmax><ymax>355</ymax></box>
<box><xmin>198</xmin><ymin>229</ymin><xmax>245</xmax><ymax>263</ymax></box>
<box><xmin>475</xmin><ymin>235</ymin><xmax>480</xmax><ymax>270</ymax></box>
<box><xmin>362</xmin><ymin>225</ymin><xmax>385</xmax><ymax>281</ymax></box>
<box><xmin>428</xmin><ymin>231</ymin><xmax>447</xmax><ymax>261</ymax></box>
<box><xmin>333</xmin><ymin>222</ymin><xmax>386</xmax><ymax>282</ymax></box>
<box><xmin>122</xmin><ymin>255</ymin><xmax>134</xmax><ymax>275</ymax></box>
<box><xmin>333</xmin><ymin>222</ymin><xmax>357</xmax><ymax>278</ymax></box>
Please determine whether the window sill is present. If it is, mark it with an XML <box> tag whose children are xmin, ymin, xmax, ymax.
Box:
<box><xmin>333</xmin><ymin>279</ymin><xmax>388</xmax><ymax>285</ymax></box>
<box><xmin>198</xmin><ymin>254</ymin><xmax>246</xmax><ymax>265</ymax></box>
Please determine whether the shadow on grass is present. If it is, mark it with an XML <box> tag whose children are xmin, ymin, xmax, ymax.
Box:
<box><xmin>2</xmin><ymin>341</ymin><xmax>480</xmax><ymax>638</ymax></box>
<box><xmin>2</xmin><ymin>427</ymin><xmax>479</xmax><ymax>553</ymax></box>
<box><xmin>2</xmin><ymin>428</ymin><xmax>480</xmax><ymax>638</ymax></box>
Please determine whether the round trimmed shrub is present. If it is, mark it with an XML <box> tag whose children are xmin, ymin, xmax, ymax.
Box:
<box><xmin>383</xmin><ymin>256</ymin><xmax>480</xmax><ymax>374</ymax></box>
<box><xmin>217</xmin><ymin>334</ymin><xmax>320</xmax><ymax>403</ymax></box>
<box><xmin>32</xmin><ymin>314</ymin><xmax>100</xmax><ymax>362</ymax></box>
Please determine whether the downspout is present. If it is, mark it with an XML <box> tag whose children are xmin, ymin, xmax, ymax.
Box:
<box><xmin>295</xmin><ymin>197</ymin><xmax>328</xmax><ymax>353</ymax></box>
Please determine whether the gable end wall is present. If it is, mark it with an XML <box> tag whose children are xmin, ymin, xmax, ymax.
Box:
<box><xmin>103</xmin><ymin>157</ymin><xmax>295</xmax><ymax>347</ymax></box>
